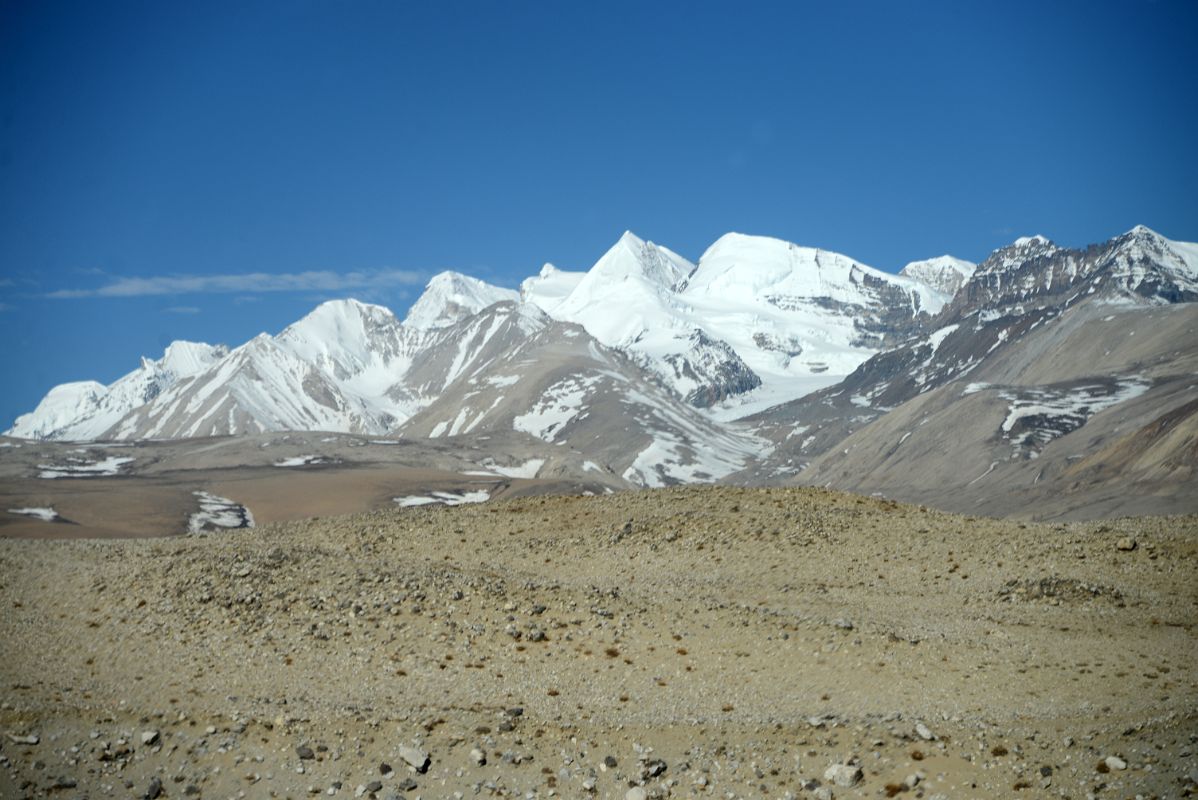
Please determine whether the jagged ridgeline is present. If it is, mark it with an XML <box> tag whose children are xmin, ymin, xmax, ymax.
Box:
<box><xmin>7</xmin><ymin>225</ymin><xmax>1197</xmax><ymax>515</ymax></box>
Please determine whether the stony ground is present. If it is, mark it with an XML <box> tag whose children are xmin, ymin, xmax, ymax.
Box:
<box><xmin>0</xmin><ymin>486</ymin><xmax>1195</xmax><ymax>799</ymax></box>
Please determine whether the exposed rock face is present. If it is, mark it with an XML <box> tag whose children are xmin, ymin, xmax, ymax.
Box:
<box><xmin>659</xmin><ymin>330</ymin><xmax>762</xmax><ymax>408</ymax></box>
<box><xmin>899</xmin><ymin>255</ymin><xmax>976</xmax><ymax>297</ymax></box>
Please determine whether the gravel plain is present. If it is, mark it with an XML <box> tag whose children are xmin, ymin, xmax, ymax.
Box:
<box><xmin>1</xmin><ymin>486</ymin><xmax>1195</xmax><ymax>799</ymax></box>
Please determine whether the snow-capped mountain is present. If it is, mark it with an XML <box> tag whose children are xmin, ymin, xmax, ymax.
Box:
<box><xmin>899</xmin><ymin>255</ymin><xmax>976</xmax><ymax>296</ymax></box>
<box><xmin>8</xmin><ymin>341</ymin><xmax>228</xmax><ymax>440</ymax></box>
<box><xmin>404</xmin><ymin>270</ymin><xmax>519</xmax><ymax>330</ymax></box>
<box><xmin>106</xmin><ymin>300</ymin><xmax>425</xmax><ymax>439</ymax></box>
<box><xmin>951</xmin><ymin>225</ymin><xmax>1198</xmax><ymax>317</ymax></box>
<box><xmin>747</xmin><ymin>225</ymin><xmax>1198</xmax><ymax>497</ymax></box>
<box><xmin>399</xmin><ymin>302</ymin><xmax>767</xmax><ymax>486</ymax></box>
<box><xmin>9</xmin><ymin>224</ymin><xmax>1195</xmax><ymax>506</ymax></box>
<box><xmin>524</xmin><ymin>230</ymin><xmax>949</xmax><ymax>415</ymax></box>
<box><xmin>6</xmin><ymin>230</ymin><xmax>960</xmax><ymax>444</ymax></box>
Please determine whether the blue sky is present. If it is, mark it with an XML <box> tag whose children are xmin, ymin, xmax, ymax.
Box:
<box><xmin>1</xmin><ymin>0</ymin><xmax>1196</xmax><ymax>427</ymax></box>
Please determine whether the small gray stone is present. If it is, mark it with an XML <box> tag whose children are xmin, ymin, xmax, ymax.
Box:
<box><xmin>915</xmin><ymin>722</ymin><xmax>935</xmax><ymax>741</ymax></box>
<box><xmin>1115</xmin><ymin>538</ymin><xmax>1137</xmax><ymax>551</ymax></box>
<box><xmin>469</xmin><ymin>747</ymin><xmax>486</xmax><ymax>766</ymax></box>
<box><xmin>1105</xmin><ymin>755</ymin><xmax>1127</xmax><ymax>770</ymax></box>
<box><xmin>296</xmin><ymin>745</ymin><xmax>316</xmax><ymax>760</ymax></box>
<box><xmin>625</xmin><ymin>788</ymin><xmax>647</xmax><ymax>800</ymax></box>
<box><xmin>824</xmin><ymin>763</ymin><xmax>863</xmax><ymax>787</ymax></box>
<box><xmin>397</xmin><ymin>744</ymin><xmax>430</xmax><ymax>773</ymax></box>
<box><xmin>141</xmin><ymin>730</ymin><xmax>160</xmax><ymax>746</ymax></box>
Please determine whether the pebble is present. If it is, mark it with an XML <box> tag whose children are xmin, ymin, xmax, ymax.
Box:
<box><xmin>396</xmin><ymin>744</ymin><xmax>430</xmax><ymax>773</ymax></box>
<box><xmin>625</xmin><ymin>788</ymin><xmax>647</xmax><ymax>800</ymax></box>
<box><xmin>1116</xmin><ymin>538</ymin><xmax>1137</xmax><ymax>551</ymax></box>
<box><xmin>915</xmin><ymin>722</ymin><xmax>935</xmax><ymax>741</ymax></box>
<box><xmin>824</xmin><ymin>763</ymin><xmax>863</xmax><ymax>787</ymax></box>
<box><xmin>6</xmin><ymin>733</ymin><xmax>39</xmax><ymax>745</ymax></box>
<box><xmin>470</xmin><ymin>747</ymin><xmax>486</xmax><ymax>766</ymax></box>
<box><xmin>297</xmin><ymin>745</ymin><xmax>316</xmax><ymax>760</ymax></box>
<box><xmin>141</xmin><ymin>730</ymin><xmax>160</xmax><ymax>746</ymax></box>
<box><xmin>144</xmin><ymin>776</ymin><xmax>163</xmax><ymax>799</ymax></box>
<box><xmin>1105</xmin><ymin>755</ymin><xmax>1128</xmax><ymax>770</ymax></box>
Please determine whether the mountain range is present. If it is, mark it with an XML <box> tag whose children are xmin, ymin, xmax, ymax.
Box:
<box><xmin>8</xmin><ymin>225</ymin><xmax>1197</xmax><ymax>518</ymax></box>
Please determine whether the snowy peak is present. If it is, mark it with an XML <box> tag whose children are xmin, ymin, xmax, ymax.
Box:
<box><xmin>277</xmin><ymin>297</ymin><xmax>410</xmax><ymax>382</ymax></box>
<box><xmin>403</xmin><ymin>271</ymin><xmax>519</xmax><ymax>330</ymax></box>
<box><xmin>7</xmin><ymin>381</ymin><xmax>109</xmax><ymax>440</ymax></box>
<box><xmin>520</xmin><ymin>263</ymin><xmax>585</xmax><ymax>313</ymax></box>
<box><xmin>687</xmin><ymin>232</ymin><xmax>947</xmax><ymax>316</ymax></box>
<box><xmin>952</xmin><ymin>227</ymin><xmax>1198</xmax><ymax>321</ymax></box>
<box><xmin>899</xmin><ymin>255</ymin><xmax>976</xmax><ymax>297</ymax></box>
<box><xmin>6</xmin><ymin>340</ymin><xmax>228</xmax><ymax>440</ymax></box>
<box><xmin>980</xmin><ymin>234</ymin><xmax>1062</xmax><ymax>273</ymax></box>
<box><xmin>158</xmin><ymin>341</ymin><xmax>229</xmax><ymax>377</ymax></box>
<box><xmin>280</xmin><ymin>298</ymin><xmax>400</xmax><ymax>351</ymax></box>
<box><xmin>547</xmin><ymin>232</ymin><xmax>695</xmax><ymax>343</ymax></box>
<box><xmin>1104</xmin><ymin>224</ymin><xmax>1198</xmax><ymax>295</ymax></box>
<box><xmin>587</xmin><ymin>231</ymin><xmax>694</xmax><ymax>290</ymax></box>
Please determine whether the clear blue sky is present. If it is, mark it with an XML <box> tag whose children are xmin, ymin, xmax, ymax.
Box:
<box><xmin>2</xmin><ymin>0</ymin><xmax>1196</xmax><ymax>427</ymax></box>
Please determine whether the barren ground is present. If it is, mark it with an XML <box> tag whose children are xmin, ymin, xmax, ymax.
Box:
<box><xmin>1</xmin><ymin>486</ymin><xmax>1195</xmax><ymax>799</ymax></box>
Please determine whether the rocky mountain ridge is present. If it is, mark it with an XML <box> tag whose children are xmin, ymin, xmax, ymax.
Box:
<box><xmin>7</xmin><ymin>225</ymin><xmax>1196</xmax><ymax>511</ymax></box>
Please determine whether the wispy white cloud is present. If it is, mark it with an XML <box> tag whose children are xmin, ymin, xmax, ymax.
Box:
<box><xmin>163</xmin><ymin>305</ymin><xmax>201</xmax><ymax>314</ymax></box>
<box><xmin>48</xmin><ymin>268</ymin><xmax>425</xmax><ymax>298</ymax></box>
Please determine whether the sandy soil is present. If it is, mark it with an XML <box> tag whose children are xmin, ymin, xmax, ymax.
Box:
<box><xmin>1</xmin><ymin>486</ymin><xmax>1195</xmax><ymax>798</ymax></box>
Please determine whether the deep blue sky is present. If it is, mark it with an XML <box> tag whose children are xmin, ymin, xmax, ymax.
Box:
<box><xmin>2</xmin><ymin>0</ymin><xmax>1196</xmax><ymax>427</ymax></box>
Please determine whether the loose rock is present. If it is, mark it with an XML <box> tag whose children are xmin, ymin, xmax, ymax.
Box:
<box><xmin>824</xmin><ymin>763</ymin><xmax>863</xmax><ymax>787</ymax></box>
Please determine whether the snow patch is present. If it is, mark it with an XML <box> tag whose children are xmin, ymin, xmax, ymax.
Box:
<box><xmin>273</xmin><ymin>454</ymin><xmax>335</xmax><ymax>467</ymax></box>
<box><xmin>513</xmin><ymin>375</ymin><xmax>601</xmax><ymax>441</ymax></box>
<box><xmin>483</xmin><ymin>458</ymin><xmax>545</xmax><ymax>479</ymax></box>
<box><xmin>38</xmin><ymin>456</ymin><xmax>134</xmax><ymax>479</ymax></box>
<box><xmin>7</xmin><ymin>507</ymin><xmax>60</xmax><ymax>522</ymax></box>
<box><xmin>394</xmin><ymin>489</ymin><xmax>491</xmax><ymax>507</ymax></box>
<box><xmin>188</xmin><ymin>492</ymin><xmax>254</xmax><ymax>535</ymax></box>
<box><xmin>997</xmin><ymin>378</ymin><xmax>1150</xmax><ymax>455</ymax></box>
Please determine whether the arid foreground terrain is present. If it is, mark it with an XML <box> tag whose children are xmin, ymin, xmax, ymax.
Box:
<box><xmin>1</xmin><ymin>486</ymin><xmax>1195</xmax><ymax>799</ymax></box>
